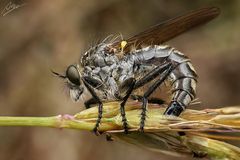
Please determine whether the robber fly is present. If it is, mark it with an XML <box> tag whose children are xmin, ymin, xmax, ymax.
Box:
<box><xmin>53</xmin><ymin>7</ymin><xmax>220</xmax><ymax>134</ymax></box>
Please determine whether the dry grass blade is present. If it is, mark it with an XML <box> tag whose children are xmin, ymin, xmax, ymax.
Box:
<box><xmin>75</xmin><ymin>101</ymin><xmax>240</xmax><ymax>159</ymax></box>
<box><xmin>0</xmin><ymin>101</ymin><xmax>239</xmax><ymax>159</ymax></box>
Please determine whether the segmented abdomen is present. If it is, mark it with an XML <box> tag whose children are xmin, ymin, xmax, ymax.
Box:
<box><xmin>133</xmin><ymin>45</ymin><xmax>198</xmax><ymax>108</ymax></box>
<box><xmin>168</xmin><ymin>48</ymin><xmax>197</xmax><ymax>108</ymax></box>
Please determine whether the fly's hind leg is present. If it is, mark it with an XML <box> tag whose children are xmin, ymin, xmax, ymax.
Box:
<box><xmin>132</xmin><ymin>62</ymin><xmax>174</xmax><ymax>132</ymax></box>
<box><xmin>119</xmin><ymin>78</ymin><xmax>136</xmax><ymax>134</ymax></box>
<box><xmin>139</xmin><ymin>66</ymin><xmax>173</xmax><ymax>132</ymax></box>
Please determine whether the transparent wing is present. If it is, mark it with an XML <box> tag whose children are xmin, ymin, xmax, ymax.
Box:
<box><xmin>112</xmin><ymin>7</ymin><xmax>220</xmax><ymax>52</ymax></box>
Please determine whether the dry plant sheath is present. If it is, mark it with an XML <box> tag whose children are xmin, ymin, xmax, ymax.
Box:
<box><xmin>0</xmin><ymin>101</ymin><xmax>239</xmax><ymax>159</ymax></box>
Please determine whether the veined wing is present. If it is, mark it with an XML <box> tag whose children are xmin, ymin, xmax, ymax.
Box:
<box><xmin>112</xmin><ymin>7</ymin><xmax>220</xmax><ymax>53</ymax></box>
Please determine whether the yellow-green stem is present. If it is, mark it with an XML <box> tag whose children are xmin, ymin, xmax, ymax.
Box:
<box><xmin>0</xmin><ymin>115</ymin><xmax>114</xmax><ymax>131</ymax></box>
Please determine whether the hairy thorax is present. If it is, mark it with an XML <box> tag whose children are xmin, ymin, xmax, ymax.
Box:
<box><xmin>81</xmin><ymin>44</ymin><xmax>173</xmax><ymax>102</ymax></box>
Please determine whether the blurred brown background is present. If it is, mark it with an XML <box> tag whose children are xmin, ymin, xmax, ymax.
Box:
<box><xmin>0</xmin><ymin>0</ymin><xmax>239</xmax><ymax>160</ymax></box>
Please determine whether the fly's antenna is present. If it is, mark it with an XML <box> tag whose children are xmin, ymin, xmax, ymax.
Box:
<box><xmin>51</xmin><ymin>70</ymin><xmax>66</xmax><ymax>79</ymax></box>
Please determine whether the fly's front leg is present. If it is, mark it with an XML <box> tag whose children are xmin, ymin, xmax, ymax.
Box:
<box><xmin>139</xmin><ymin>66</ymin><xmax>173</xmax><ymax>132</ymax></box>
<box><xmin>119</xmin><ymin>78</ymin><xmax>136</xmax><ymax>134</ymax></box>
<box><xmin>83</xmin><ymin>77</ymin><xmax>103</xmax><ymax>135</ymax></box>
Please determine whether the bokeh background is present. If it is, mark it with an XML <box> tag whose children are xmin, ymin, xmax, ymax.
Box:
<box><xmin>0</xmin><ymin>0</ymin><xmax>239</xmax><ymax>160</ymax></box>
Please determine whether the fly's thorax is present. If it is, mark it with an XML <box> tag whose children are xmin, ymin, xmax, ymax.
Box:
<box><xmin>80</xmin><ymin>46</ymin><xmax>137</xmax><ymax>97</ymax></box>
<box><xmin>80</xmin><ymin>43</ymin><xmax>119</xmax><ymax>68</ymax></box>
<box><xmin>81</xmin><ymin>65</ymin><xmax>121</xmax><ymax>101</ymax></box>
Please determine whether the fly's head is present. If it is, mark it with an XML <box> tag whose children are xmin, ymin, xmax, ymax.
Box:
<box><xmin>52</xmin><ymin>64</ymin><xmax>84</xmax><ymax>102</ymax></box>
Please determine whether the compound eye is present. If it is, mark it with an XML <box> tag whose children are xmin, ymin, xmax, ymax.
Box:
<box><xmin>66</xmin><ymin>65</ymin><xmax>80</xmax><ymax>85</ymax></box>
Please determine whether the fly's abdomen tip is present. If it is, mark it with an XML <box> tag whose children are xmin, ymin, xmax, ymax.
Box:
<box><xmin>164</xmin><ymin>101</ymin><xmax>184</xmax><ymax>116</ymax></box>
